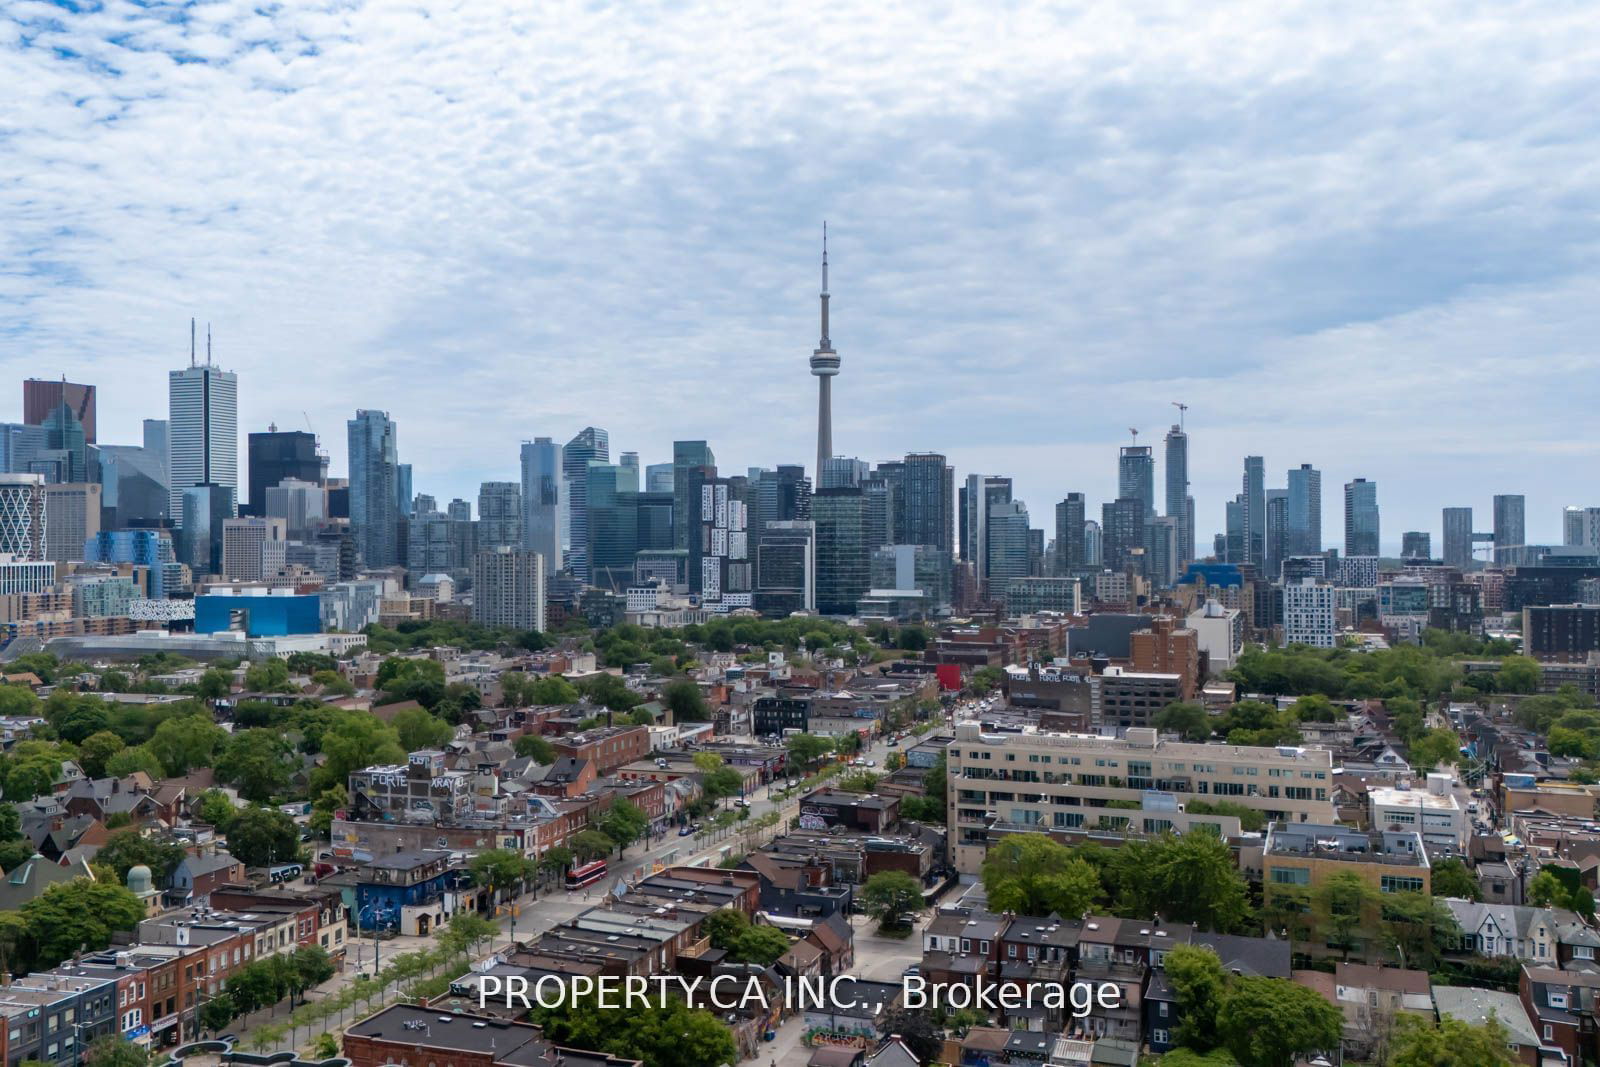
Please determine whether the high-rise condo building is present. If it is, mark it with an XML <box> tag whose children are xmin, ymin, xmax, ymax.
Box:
<box><xmin>1286</xmin><ymin>464</ymin><xmax>1322</xmax><ymax>557</ymax></box>
<box><xmin>562</xmin><ymin>426</ymin><xmax>609</xmax><ymax>581</ymax></box>
<box><xmin>1242</xmin><ymin>456</ymin><xmax>1265</xmax><ymax>568</ymax></box>
<box><xmin>348</xmin><ymin>410</ymin><xmax>401</xmax><ymax>568</ymax></box>
<box><xmin>1493</xmin><ymin>494</ymin><xmax>1525</xmax><ymax>564</ymax></box>
<box><xmin>1344</xmin><ymin>478</ymin><xmax>1380</xmax><ymax>558</ymax></box>
<box><xmin>1054</xmin><ymin>493</ymin><xmax>1086</xmax><ymax>575</ymax></box>
<box><xmin>0</xmin><ymin>473</ymin><xmax>47</xmax><ymax>560</ymax></box>
<box><xmin>1118</xmin><ymin>445</ymin><xmax>1155</xmax><ymax>519</ymax></box>
<box><xmin>1164</xmin><ymin>424</ymin><xmax>1191</xmax><ymax>566</ymax></box>
<box><xmin>478</xmin><ymin>481</ymin><xmax>523</xmax><ymax>551</ymax></box>
<box><xmin>520</xmin><ymin>438</ymin><xmax>561</xmax><ymax>573</ymax></box>
<box><xmin>471</xmin><ymin>547</ymin><xmax>546</xmax><ymax>632</ymax></box>
<box><xmin>1442</xmin><ymin>506</ymin><xmax>1474</xmax><ymax>569</ymax></box>
<box><xmin>813</xmin><ymin>486</ymin><xmax>868</xmax><ymax>615</ymax></box>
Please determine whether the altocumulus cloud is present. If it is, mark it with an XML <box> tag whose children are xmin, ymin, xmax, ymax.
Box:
<box><xmin>3</xmin><ymin>0</ymin><xmax>1600</xmax><ymax>545</ymax></box>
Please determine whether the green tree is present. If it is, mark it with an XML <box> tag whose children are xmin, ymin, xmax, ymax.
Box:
<box><xmin>1382</xmin><ymin>891</ymin><xmax>1461</xmax><ymax>970</ymax></box>
<box><xmin>195</xmin><ymin>788</ymin><xmax>237</xmax><ymax>829</ymax></box>
<box><xmin>1217</xmin><ymin>977</ymin><xmax>1342</xmax><ymax>1067</ymax></box>
<box><xmin>52</xmin><ymin>700</ymin><xmax>111</xmax><ymax>744</ymax></box>
<box><xmin>532</xmin><ymin>994</ymin><xmax>735</xmax><ymax>1067</ymax></box>
<box><xmin>1312</xmin><ymin>871</ymin><xmax>1381</xmax><ymax>957</ymax></box>
<box><xmin>1387</xmin><ymin>1013</ymin><xmax>1514</xmax><ymax>1067</ymax></box>
<box><xmin>1</xmin><ymin>740</ymin><xmax>75</xmax><ymax>800</ymax></box>
<box><xmin>537</xmin><ymin>846</ymin><xmax>574</xmax><ymax>883</ymax></box>
<box><xmin>311</xmin><ymin>711</ymin><xmax>405</xmax><ymax>793</ymax></box>
<box><xmin>1164</xmin><ymin>944</ymin><xmax>1227</xmax><ymax>1050</ymax></box>
<box><xmin>702</xmin><ymin>766</ymin><xmax>744</xmax><ymax>802</ymax></box>
<box><xmin>392</xmin><ymin>706</ymin><xmax>455</xmax><ymax>751</ymax></box>
<box><xmin>1409</xmin><ymin>727</ymin><xmax>1463</xmax><ymax>771</ymax></box>
<box><xmin>224</xmin><ymin>806</ymin><xmax>300</xmax><ymax>868</ymax></box>
<box><xmin>1183</xmin><ymin>800</ymin><xmax>1265</xmax><ymax>833</ymax></box>
<box><xmin>243</xmin><ymin>658</ymin><xmax>294</xmax><ymax>693</ymax></box>
<box><xmin>1142</xmin><ymin>832</ymin><xmax>1253</xmax><ymax>933</ymax></box>
<box><xmin>967</xmin><ymin>666</ymin><xmax>1005</xmax><ymax>695</ymax></box>
<box><xmin>1430</xmin><ymin>857</ymin><xmax>1481</xmax><ymax>901</ymax></box>
<box><xmin>104</xmin><ymin>746</ymin><xmax>164</xmax><ymax>780</ymax></box>
<box><xmin>0</xmin><ymin>803</ymin><xmax>34</xmax><ymax>872</ymax></box>
<box><xmin>310</xmin><ymin>670</ymin><xmax>355</xmax><ymax>697</ymax></box>
<box><xmin>662</xmin><ymin>679</ymin><xmax>708</xmax><ymax>721</ymax></box>
<box><xmin>77</xmin><ymin>730</ymin><xmax>127</xmax><ymax>778</ymax></box>
<box><xmin>146</xmin><ymin>714</ymin><xmax>228</xmax><ymax>776</ymax></box>
<box><xmin>20</xmin><ymin>879</ymin><xmax>145</xmax><ymax>969</ymax></box>
<box><xmin>577</xmin><ymin>673</ymin><xmax>641</xmax><ymax>714</ymax></box>
<box><xmin>860</xmin><ymin>870</ymin><xmax>924</xmax><ymax>929</ymax></box>
<box><xmin>784</xmin><ymin>733</ymin><xmax>834</xmax><ymax>766</ymax></box>
<box><xmin>95</xmin><ymin>830</ymin><xmax>186</xmax><ymax>883</ymax></box>
<box><xmin>1496</xmin><ymin>655</ymin><xmax>1542</xmax><ymax>695</ymax></box>
<box><xmin>1529</xmin><ymin>870</ymin><xmax>1572</xmax><ymax>908</ymax></box>
<box><xmin>514</xmin><ymin>734</ymin><xmax>557</xmax><ymax>764</ymax></box>
<box><xmin>215</xmin><ymin>729</ymin><xmax>295</xmax><ymax>801</ymax></box>
<box><xmin>981</xmin><ymin>835</ymin><xmax>1103</xmax><ymax>917</ymax></box>
<box><xmin>469</xmin><ymin>848</ymin><xmax>537</xmax><ymax>900</ymax></box>
<box><xmin>597</xmin><ymin>798</ymin><xmax>648</xmax><ymax>852</ymax></box>
<box><xmin>84</xmin><ymin>1036</ymin><xmax>149</xmax><ymax>1067</ymax></box>
<box><xmin>528</xmin><ymin>675</ymin><xmax>581</xmax><ymax>705</ymax></box>
<box><xmin>1155</xmin><ymin>702</ymin><xmax>1212</xmax><ymax>741</ymax></box>
<box><xmin>196</xmin><ymin>668</ymin><xmax>232</xmax><ymax>703</ymax></box>
<box><xmin>569</xmin><ymin>829</ymin><xmax>615</xmax><ymax>864</ymax></box>
<box><xmin>701</xmin><ymin>909</ymin><xmax>791</xmax><ymax>964</ymax></box>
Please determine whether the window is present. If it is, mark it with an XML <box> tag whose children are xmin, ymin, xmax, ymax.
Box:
<box><xmin>1576</xmin><ymin>946</ymin><xmax>1594</xmax><ymax>960</ymax></box>
<box><xmin>1271</xmin><ymin>867</ymin><xmax>1310</xmax><ymax>886</ymax></box>
<box><xmin>1152</xmin><ymin>1029</ymin><xmax>1169</xmax><ymax>1044</ymax></box>
<box><xmin>1544</xmin><ymin>1025</ymin><xmax>1554</xmax><ymax>1042</ymax></box>
<box><xmin>1550</xmin><ymin>992</ymin><xmax>1568</xmax><ymax>1009</ymax></box>
<box><xmin>960</xmin><ymin>938</ymin><xmax>971</xmax><ymax>953</ymax></box>
<box><xmin>980</xmin><ymin>940</ymin><xmax>990</xmax><ymax>954</ymax></box>
<box><xmin>1381</xmin><ymin>875</ymin><xmax>1425</xmax><ymax>894</ymax></box>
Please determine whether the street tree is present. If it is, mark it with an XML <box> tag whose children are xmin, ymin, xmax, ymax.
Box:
<box><xmin>860</xmin><ymin>870</ymin><xmax>924</xmax><ymax>930</ymax></box>
<box><xmin>1217</xmin><ymin>977</ymin><xmax>1343</xmax><ymax>1067</ymax></box>
<box><xmin>982</xmin><ymin>835</ymin><xmax>1103</xmax><ymax>917</ymax></box>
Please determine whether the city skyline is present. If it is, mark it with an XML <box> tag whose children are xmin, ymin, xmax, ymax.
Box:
<box><xmin>6</xmin><ymin>4</ymin><xmax>1600</xmax><ymax>548</ymax></box>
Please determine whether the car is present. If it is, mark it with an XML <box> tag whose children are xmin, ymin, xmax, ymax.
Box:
<box><xmin>902</xmin><ymin>964</ymin><xmax>920</xmax><ymax>977</ymax></box>
<box><xmin>678</xmin><ymin>825</ymin><xmax>694</xmax><ymax>836</ymax></box>
<box><xmin>886</xmin><ymin>737</ymin><xmax>899</xmax><ymax>747</ymax></box>
<box><xmin>734</xmin><ymin>799</ymin><xmax>750</xmax><ymax>808</ymax></box>
<box><xmin>865</xmin><ymin>760</ymin><xmax>876</xmax><ymax>768</ymax></box>
<box><xmin>852</xmin><ymin>758</ymin><xmax>867</xmax><ymax>767</ymax></box>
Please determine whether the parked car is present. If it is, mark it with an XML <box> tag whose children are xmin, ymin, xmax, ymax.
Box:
<box><xmin>678</xmin><ymin>825</ymin><xmax>694</xmax><ymax>836</ymax></box>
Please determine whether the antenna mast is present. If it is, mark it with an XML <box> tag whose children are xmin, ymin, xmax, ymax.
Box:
<box><xmin>1171</xmin><ymin>401</ymin><xmax>1188</xmax><ymax>431</ymax></box>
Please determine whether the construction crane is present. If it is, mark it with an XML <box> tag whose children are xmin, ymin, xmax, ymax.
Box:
<box><xmin>1129</xmin><ymin>428</ymin><xmax>1139</xmax><ymax>447</ymax></box>
<box><xmin>1171</xmin><ymin>401</ymin><xmax>1188</xmax><ymax>430</ymax></box>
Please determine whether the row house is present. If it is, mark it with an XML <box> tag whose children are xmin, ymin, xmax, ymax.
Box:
<box><xmin>1442</xmin><ymin>899</ymin><xmax>1600</xmax><ymax>967</ymax></box>
<box><xmin>208</xmin><ymin>884</ymin><xmax>350</xmax><ymax>958</ymax></box>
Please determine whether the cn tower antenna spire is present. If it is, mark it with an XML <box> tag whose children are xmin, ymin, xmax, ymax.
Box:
<box><xmin>809</xmin><ymin>221</ymin><xmax>840</xmax><ymax>479</ymax></box>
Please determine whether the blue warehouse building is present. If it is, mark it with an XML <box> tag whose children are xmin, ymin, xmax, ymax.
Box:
<box><xmin>194</xmin><ymin>592</ymin><xmax>321</xmax><ymax>636</ymax></box>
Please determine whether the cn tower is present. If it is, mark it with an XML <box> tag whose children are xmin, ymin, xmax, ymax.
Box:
<box><xmin>810</xmin><ymin>222</ymin><xmax>839</xmax><ymax>478</ymax></box>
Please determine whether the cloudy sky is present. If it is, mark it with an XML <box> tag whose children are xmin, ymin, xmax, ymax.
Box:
<box><xmin>5</xmin><ymin>0</ymin><xmax>1599</xmax><ymax>553</ymax></box>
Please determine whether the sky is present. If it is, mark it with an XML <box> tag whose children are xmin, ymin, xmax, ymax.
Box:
<box><xmin>4</xmin><ymin>0</ymin><xmax>1600</xmax><ymax>555</ymax></box>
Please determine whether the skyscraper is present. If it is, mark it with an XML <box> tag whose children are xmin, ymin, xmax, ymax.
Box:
<box><xmin>520</xmin><ymin>438</ymin><xmax>561</xmax><ymax>572</ymax></box>
<box><xmin>755</xmin><ymin>520</ymin><xmax>815</xmax><ymax>615</ymax></box>
<box><xmin>1401</xmin><ymin>531</ymin><xmax>1431</xmax><ymax>559</ymax></box>
<box><xmin>895</xmin><ymin>453</ymin><xmax>954</xmax><ymax>554</ymax></box>
<box><xmin>819</xmin><ymin>456</ymin><xmax>868</xmax><ymax>489</ymax></box>
<box><xmin>585</xmin><ymin>463</ymin><xmax>639</xmax><ymax>591</ymax></box>
<box><xmin>1286</xmin><ymin>464</ymin><xmax>1322</xmax><ymax>557</ymax></box>
<box><xmin>167</xmin><ymin>330</ymin><xmax>238</xmax><ymax>523</ymax></box>
<box><xmin>671</xmin><ymin>439</ymin><xmax>713</xmax><ymax>552</ymax></box>
<box><xmin>247</xmin><ymin>429</ymin><xmax>323</xmax><ymax>515</ymax></box>
<box><xmin>1493</xmin><ymin>494</ymin><xmax>1525</xmax><ymax>564</ymax></box>
<box><xmin>1054</xmin><ymin>494</ymin><xmax>1087</xmax><ymax>575</ymax></box>
<box><xmin>23</xmin><ymin>379</ymin><xmax>96</xmax><ymax>443</ymax></box>
<box><xmin>960</xmin><ymin>474</ymin><xmax>1012</xmax><ymax>596</ymax></box>
<box><xmin>813</xmin><ymin>486</ymin><xmax>868</xmax><ymax>615</ymax></box>
<box><xmin>1118</xmin><ymin>445</ymin><xmax>1155</xmax><ymax>518</ymax></box>
<box><xmin>42</xmin><ymin>482</ymin><xmax>99</xmax><ymax>565</ymax></box>
<box><xmin>986</xmin><ymin>500</ymin><xmax>1031</xmax><ymax>589</ymax></box>
<box><xmin>1344</xmin><ymin>478</ymin><xmax>1380</xmax><ymax>558</ymax></box>
<box><xmin>1442</xmin><ymin>506</ymin><xmax>1474</xmax><ymax>569</ymax></box>
<box><xmin>472</xmin><ymin>546</ymin><xmax>546</xmax><ymax>632</ymax></box>
<box><xmin>645</xmin><ymin>463</ymin><xmax>675</xmax><ymax>494</ymax></box>
<box><xmin>1164</xmin><ymin>424</ymin><xmax>1190</xmax><ymax>565</ymax></box>
<box><xmin>1242</xmin><ymin>456</ymin><xmax>1265</xmax><ymax>568</ymax></box>
<box><xmin>809</xmin><ymin>224</ymin><xmax>840</xmax><ymax>478</ymax></box>
<box><xmin>347</xmin><ymin>409</ymin><xmax>401</xmax><ymax>568</ymax></box>
<box><xmin>1264</xmin><ymin>489</ymin><xmax>1287</xmax><ymax>580</ymax></box>
<box><xmin>752</xmin><ymin>465</ymin><xmax>811</xmax><ymax>547</ymax></box>
<box><xmin>478</xmin><ymin>481</ymin><xmax>523</xmax><ymax>550</ymax></box>
<box><xmin>562</xmin><ymin>426</ymin><xmax>609</xmax><ymax>582</ymax></box>
<box><xmin>0</xmin><ymin>474</ymin><xmax>46</xmax><ymax>560</ymax></box>
<box><xmin>1102</xmin><ymin>497</ymin><xmax>1146</xmax><ymax>573</ymax></box>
